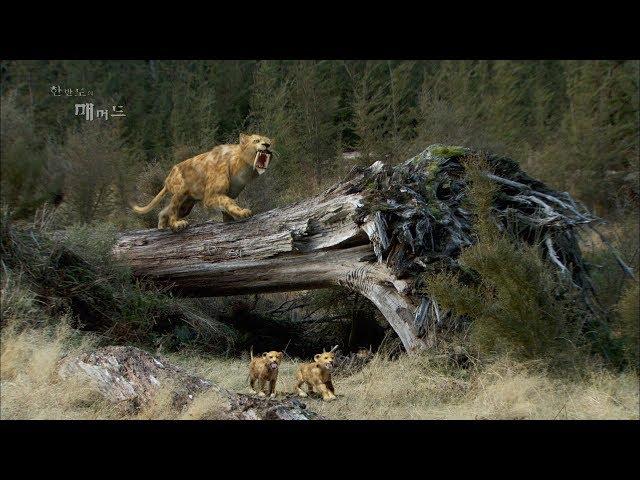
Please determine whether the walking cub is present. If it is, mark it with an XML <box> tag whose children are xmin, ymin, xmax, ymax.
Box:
<box><xmin>249</xmin><ymin>349</ymin><xmax>283</xmax><ymax>398</ymax></box>
<box><xmin>295</xmin><ymin>347</ymin><xmax>338</xmax><ymax>401</ymax></box>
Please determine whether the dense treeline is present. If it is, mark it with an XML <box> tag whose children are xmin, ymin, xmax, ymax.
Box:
<box><xmin>1</xmin><ymin>60</ymin><xmax>638</xmax><ymax>366</ymax></box>
<box><xmin>2</xmin><ymin>60</ymin><xmax>638</xmax><ymax>221</ymax></box>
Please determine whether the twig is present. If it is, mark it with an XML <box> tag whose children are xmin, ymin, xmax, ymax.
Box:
<box><xmin>587</xmin><ymin>225</ymin><xmax>637</xmax><ymax>281</ymax></box>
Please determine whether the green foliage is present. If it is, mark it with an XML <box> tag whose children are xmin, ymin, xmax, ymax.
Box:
<box><xmin>0</xmin><ymin>92</ymin><xmax>50</xmax><ymax>219</ymax></box>
<box><xmin>169</xmin><ymin>62</ymin><xmax>219</xmax><ymax>154</ymax></box>
<box><xmin>429</xmin><ymin>145</ymin><xmax>467</xmax><ymax>158</ymax></box>
<box><xmin>0</xmin><ymin>273</ymin><xmax>42</xmax><ymax>328</ymax></box>
<box><xmin>2</xmin><ymin>60</ymin><xmax>637</xmax><ymax>219</ymax></box>
<box><xmin>581</xmin><ymin>215</ymin><xmax>639</xmax><ymax>368</ymax></box>
<box><xmin>424</xmin><ymin>161</ymin><xmax>585</xmax><ymax>361</ymax></box>
<box><xmin>0</xmin><ymin>211</ymin><xmax>233</xmax><ymax>350</ymax></box>
<box><xmin>462</xmin><ymin>158</ymin><xmax>500</xmax><ymax>241</ymax></box>
<box><xmin>615</xmin><ymin>283</ymin><xmax>639</xmax><ymax>368</ymax></box>
<box><xmin>246</xmin><ymin>60</ymin><xmax>343</xmax><ymax>207</ymax></box>
<box><xmin>46</xmin><ymin>121</ymin><xmax>132</xmax><ymax>226</ymax></box>
<box><xmin>525</xmin><ymin>61</ymin><xmax>639</xmax><ymax>213</ymax></box>
<box><xmin>33</xmin><ymin>222</ymin><xmax>172</xmax><ymax>339</ymax></box>
<box><xmin>1</xmin><ymin>60</ymin><xmax>637</xmax><ymax>367</ymax></box>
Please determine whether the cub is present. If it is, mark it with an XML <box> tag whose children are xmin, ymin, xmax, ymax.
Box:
<box><xmin>295</xmin><ymin>347</ymin><xmax>338</xmax><ymax>401</ymax></box>
<box><xmin>249</xmin><ymin>349</ymin><xmax>283</xmax><ymax>398</ymax></box>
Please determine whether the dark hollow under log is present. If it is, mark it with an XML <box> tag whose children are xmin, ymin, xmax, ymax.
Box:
<box><xmin>113</xmin><ymin>145</ymin><xmax>612</xmax><ymax>353</ymax></box>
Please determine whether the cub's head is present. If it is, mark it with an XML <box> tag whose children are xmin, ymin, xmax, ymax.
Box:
<box><xmin>239</xmin><ymin>133</ymin><xmax>274</xmax><ymax>175</ymax></box>
<box><xmin>262</xmin><ymin>351</ymin><xmax>283</xmax><ymax>371</ymax></box>
<box><xmin>314</xmin><ymin>351</ymin><xmax>336</xmax><ymax>371</ymax></box>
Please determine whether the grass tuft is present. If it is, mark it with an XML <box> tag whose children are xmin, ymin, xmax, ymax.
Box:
<box><xmin>2</xmin><ymin>324</ymin><xmax>636</xmax><ymax>420</ymax></box>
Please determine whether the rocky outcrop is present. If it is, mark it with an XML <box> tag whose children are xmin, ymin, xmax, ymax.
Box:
<box><xmin>58</xmin><ymin>345</ymin><xmax>320</xmax><ymax>420</ymax></box>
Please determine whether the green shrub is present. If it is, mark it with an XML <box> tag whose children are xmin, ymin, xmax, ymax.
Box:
<box><xmin>615</xmin><ymin>283</ymin><xmax>639</xmax><ymax>368</ymax></box>
<box><xmin>0</xmin><ymin>211</ymin><xmax>234</xmax><ymax>350</ymax></box>
<box><xmin>585</xmin><ymin>214</ymin><xmax>639</xmax><ymax>305</ymax></box>
<box><xmin>0</xmin><ymin>273</ymin><xmax>43</xmax><ymax>328</ymax></box>
<box><xmin>423</xmin><ymin>160</ymin><xmax>585</xmax><ymax>361</ymax></box>
<box><xmin>46</xmin><ymin>121</ymin><xmax>132</xmax><ymax>226</ymax></box>
<box><xmin>0</xmin><ymin>92</ymin><xmax>51</xmax><ymax>219</ymax></box>
<box><xmin>426</xmin><ymin>241</ymin><xmax>584</xmax><ymax>361</ymax></box>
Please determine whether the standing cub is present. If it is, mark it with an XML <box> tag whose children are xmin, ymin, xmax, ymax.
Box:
<box><xmin>295</xmin><ymin>348</ymin><xmax>337</xmax><ymax>401</ymax></box>
<box><xmin>249</xmin><ymin>350</ymin><xmax>283</xmax><ymax>398</ymax></box>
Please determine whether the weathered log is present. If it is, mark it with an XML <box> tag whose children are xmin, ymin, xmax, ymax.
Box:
<box><xmin>113</xmin><ymin>145</ymin><xmax>609</xmax><ymax>352</ymax></box>
<box><xmin>114</xmin><ymin>160</ymin><xmax>428</xmax><ymax>351</ymax></box>
<box><xmin>58</xmin><ymin>345</ymin><xmax>320</xmax><ymax>420</ymax></box>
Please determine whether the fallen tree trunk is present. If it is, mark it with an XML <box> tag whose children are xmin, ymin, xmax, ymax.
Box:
<box><xmin>115</xmin><ymin>161</ymin><xmax>426</xmax><ymax>351</ymax></box>
<box><xmin>59</xmin><ymin>345</ymin><xmax>320</xmax><ymax>420</ymax></box>
<box><xmin>114</xmin><ymin>145</ymin><xmax>609</xmax><ymax>352</ymax></box>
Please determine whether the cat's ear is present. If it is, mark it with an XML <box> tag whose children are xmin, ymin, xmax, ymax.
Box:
<box><xmin>239</xmin><ymin>133</ymin><xmax>249</xmax><ymax>145</ymax></box>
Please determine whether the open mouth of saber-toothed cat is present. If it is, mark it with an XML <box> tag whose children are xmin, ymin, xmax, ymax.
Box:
<box><xmin>254</xmin><ymin>150</ymin><xmax>271</xmax><ymax>174</ymax></box>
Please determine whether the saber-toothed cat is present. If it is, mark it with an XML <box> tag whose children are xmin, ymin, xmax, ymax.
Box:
<box><xmin>132</xmin><ymin>133</ymin><xmax>274</xmax><ymax>232</ymax></box>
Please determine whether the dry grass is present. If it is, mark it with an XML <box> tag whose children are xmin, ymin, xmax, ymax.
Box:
<box><xmin>0</xmin><ymin>323</ymin><xmax>120</xmax><ymax>419</ymax></box>
<box><xmin>168</xmin><ymin>351</ymin><xmax>639</xmax><ymax>420</ymax></box>
<box><xmin>318</xmin><ymin>357</ymin><xmax>638</xmax><ymax>420</ymax></box>
<box><xmin>2</xmin><ymin>325</ymin><xmax>638</xmax><ymax>420</ymax></box>
<box><xmin>0</xmin><ymin>325</ymin><xmax>228</xmax><ymax>420</ymax></box>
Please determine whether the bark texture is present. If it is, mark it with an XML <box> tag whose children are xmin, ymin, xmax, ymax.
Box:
<box><xmin>114</xmin><ymin>145</ymin><xmax>611</xmax><ymax>352</ymax></box>
<box><xmin>115</xmin><ymin>159</ymin><xmax>427</xmax><ymax>351</ymax></box>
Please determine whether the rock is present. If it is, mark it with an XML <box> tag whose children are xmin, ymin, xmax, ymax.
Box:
<box><xmin>58</xmin><ymin>345</ymin><xmax>320</xmax><ymax>420</ymax></box>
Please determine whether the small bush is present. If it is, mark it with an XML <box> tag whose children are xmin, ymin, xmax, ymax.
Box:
<box><xmin>423</xmin><ymin>160</ymin><xmax>586</xmax><ymax>361</ymax></box>
<box><xmin>427</xmin><ymin>241</ymin><xmax>584</xmax><ymax>361</ymax></box>
<box><xmin>46</xmin><ymin>121</ymin><xmax>132</xmax><ymax>226</ymax></box>
<box><xmin>0</xmin><ymin>210</ymin><xmax>234</xmax><ymax>350</ymax></box>
<box><xmin>0</xmin><ymin>273</ymin><xmax>43</xmax><ymax>328</ymax></box>
<box><xmin>584</xmin><ymin>215</ymin><xmax>639</xmax><ymax>313</ymax></box>
<box><xmin>615</xmin><ymin>283</ymin><xmax>639</xmax><ymax>368</ymax></box>
<box><xmin>579</xmin><ymin>214</ymin><xmax>639</xmax><ymax>367</ymax></box>
<box><xmin>0</xmin><ymin>92</ymin><xmax>56</xmax><ymax>219</ymax></box>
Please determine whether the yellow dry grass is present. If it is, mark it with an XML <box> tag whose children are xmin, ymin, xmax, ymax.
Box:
<box><xmin>2</xmin><ymin>325</ymin><xmax>638</xmax><ymax>420</ymax></box>
<box><xmin>0</xmin><ymin>325</ymin><xmax>227</xmax><ymax>420</ymax></box>
<box><xmin>168</xmin><ymin>351</ymin><xmax>639</xmax><ymax>420</ymax></box>
<box><xmin>0</xmin><ymin>323</ymin><xmax>119</xmax><ymax>420</ymax></box>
